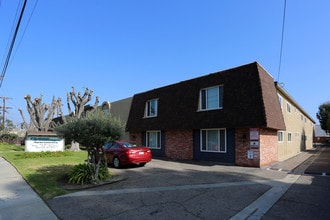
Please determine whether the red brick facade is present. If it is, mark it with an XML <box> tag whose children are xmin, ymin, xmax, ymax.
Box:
<box><xmin>259</xmin><ymin>128</ymin><xmax>278</xmax><ymax>167</ymax></box>
<box><xmin>129</xmin><ymin>132</ymin><xmax>142</xmax><ymax>145</ymax></box>
<box><xmin>235</xmin><ymin>128</ymin><xmax>259</xmax><ymax>167</ymax></box>
<box><xmin>131</xmin><ymin>128</ymin><xmax>277</xmax><ymax>167</ymax></box>
<box><xmin>235</xmin><ymin>128</ymin><xmax>278</xmax><ymax>167</ymax></box>
<box><xmin>165</xmin><ymin>130</ymin><xmax>193</xmax><ymax>160</ymax></box>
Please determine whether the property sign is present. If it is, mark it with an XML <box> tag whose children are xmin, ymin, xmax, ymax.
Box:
<box><xmin>247</xmin><ymin>150</ymin><xmax>254</xmax><ymax>159</ymax></box>
<box><xmin>250</xmin><ymin>141</ymin><xmax>259</xmax><ymax>147</ymax></box>
<box><xmin>25</xmin><ymin>136</ymin><xmax>64</xmax><ymax>152</ymax></box>
<box><xmin>249</xmin><ymin>128</ymin><xmax>259</xmax><ymax>148</ymax></box>
<box><xmin>249</xmin><ymin>128</ymin><xmax>259</xmax><ymax>140</ymax></box>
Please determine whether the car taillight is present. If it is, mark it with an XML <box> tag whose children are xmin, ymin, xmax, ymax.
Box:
<box><xmin>126</xmin><ymin>150</ymin><xmax>134</xmax><ymax>154</ymax></box>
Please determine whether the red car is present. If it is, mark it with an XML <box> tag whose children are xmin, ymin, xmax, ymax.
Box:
<box><xmin>102</xmin><ymin>140</ymin><xmax>152</xmax><ymax>168</ymax></box>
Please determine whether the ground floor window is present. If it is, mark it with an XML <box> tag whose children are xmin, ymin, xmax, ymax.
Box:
<box><xmin>200</xmin><ymin>129</ymin><xmax>226</xmax><ymax>153</ymax></box>
<box><xmin>146</xmin><ymin>131</ymin><xmax>161</xmax><ymax>149</ymax></box>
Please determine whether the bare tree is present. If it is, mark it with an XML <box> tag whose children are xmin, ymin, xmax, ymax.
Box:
<box><xmin>63</xmin><ymin>87</ymin><xmax>99</xmax><ymax>121</ymax></box>
<box><xmin>63</xmin><ymin>87</ymin><xmax>99</xmax><ymax>151</ymax></box>
<box><xmin>19</xmin><ymin>94</ymin><xmax>62</xmax><ymax>131</ymax></box>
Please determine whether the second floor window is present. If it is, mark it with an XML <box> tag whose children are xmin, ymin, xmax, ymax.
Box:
<box><xmin>199</xmin><ymin>86</ymin><xmax>223</xmax><ymax>110</ymax></box>
<box><xmin>278</xmin><ymin>95</ymin><xmax>283</xmax><ymax>109</ymax></box>
<box><xmin>145</xmin><ymin>99</ymin><xmax>158</xmax><ymax>117</ymax></box>
<box><xmin>278</xmin><ymin>131</ymin><xmax>284</xmax><ymax>142</ymax></box>
<box><xmin>287</xmin><ymin>103</ymin><xmax>291</xmax><ymax>113</ymax></box>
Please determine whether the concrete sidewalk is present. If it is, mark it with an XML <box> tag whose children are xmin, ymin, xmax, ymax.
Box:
<box><xmin>266</xmin><ymin>147</ymin><xmax>317</xmax><ymax>174</ymax></box>
<box><xmin>0</xmin><ymin>157</ymin><xmax>57</xmax><ymax>220</ymax></box>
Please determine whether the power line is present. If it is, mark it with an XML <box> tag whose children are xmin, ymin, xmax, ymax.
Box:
<box><xmin>277</xmin><ymin>0</ymin><xmax>287</xmax><ymax>82</ymax></box>
<box><xmin>0</xmin><ymin>0</ymin><xmax>27</xmax><ymax>88</ymax></box>
<box><xmin>12</xmin><ymin>0</ymin><xmax>39</xmax><ymax>61</ymax></box>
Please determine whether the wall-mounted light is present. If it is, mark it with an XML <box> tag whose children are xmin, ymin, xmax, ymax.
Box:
<box><xmin>241</xmin><ymin>134</ymin><xmax>247</xmax><ymax>142</ymax></box>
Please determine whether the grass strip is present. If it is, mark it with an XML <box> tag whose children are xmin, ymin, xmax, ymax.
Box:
<box><xmin>0</xmin><ymin>143</ymin><xmax>88</xmax><ymax>200</ymax></box>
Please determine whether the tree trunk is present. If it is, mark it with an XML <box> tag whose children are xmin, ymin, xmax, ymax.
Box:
<box><xmin>69</xmin><ymin>141</ymin><xmax>81</xmax><ymax>151</ymax></box>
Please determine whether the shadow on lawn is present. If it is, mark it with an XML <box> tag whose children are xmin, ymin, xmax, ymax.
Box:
<box><xmin>27</xmin><ymin>164</ymin><xmax>125</xmax><ymax>198</ymax></box>
<box><xmin>25</xmin><ymin>164</ymin><xmax>76</xmax><ymax>200</ymax></box>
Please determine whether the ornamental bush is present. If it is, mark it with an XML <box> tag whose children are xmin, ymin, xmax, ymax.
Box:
<box><xmin>68</xmin><ymin>163</ymin><xmax>110</xmax><ymax>185</ymax></box>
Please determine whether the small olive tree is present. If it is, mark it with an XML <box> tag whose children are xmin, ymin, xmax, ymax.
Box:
<box><xmin>55</xmin><ymin>109</ymin><xmax>124</xmax><ymax>183</ymax></box>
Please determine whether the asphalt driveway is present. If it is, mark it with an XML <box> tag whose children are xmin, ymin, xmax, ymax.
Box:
<box><xmin>47</xmin><ymin>146</ymin><xmax>330</xmax><ymax>219</ymax></box>
<box><xmin>48</xmin><ymin>159</ymin><xmax>293</xmax><ymax>219</ymax></box>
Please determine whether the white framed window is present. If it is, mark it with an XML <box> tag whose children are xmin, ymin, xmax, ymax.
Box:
<box><xmin>288</xmin><ymin>132</ymin><xmax>292</xmax><ymax>142</ymax></box>
<box><xmin>200</xmin><ymin>129</ymin><xmax>226</xmax><ymax>153</ymax></box>
<box><xmin>278</xmin><ymin>131</ymin><xmax>284</xmax><ymax>142</ymax></box>
<box><xmin>146</xmin><ymin>131</ymin><xmax>161</xmax><ymax>149</ymax></box>
<box><xmin>199</xmin><ymin>86</ymin><xmax>223</xmax><ymax>110</ymax></box>
<box><xmin>287</xmin><ymin>103</ymin><xmax>291</xmax><ymax>113</ymax></box>
<box><xmin>145</xmin><ymin>99</ymin><xmax>158</xmax><ymax>117</ymax></box>
<box><xmin>278</xmin><ymin>95</ymin><xmax>283</xmax><ymax>109</ymax></box>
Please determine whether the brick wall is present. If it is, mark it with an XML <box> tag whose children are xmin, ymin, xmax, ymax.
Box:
<box><xmin>131</xmin><ymin>128</ymin><xmax>278</xmax><ymax>167</ymax></box>
<box><xmin>235</xmin><ymin>128</ymin><xmax>278</xmax><ymax>167</ymax></box>
<box><xmin>235</xmin><ymin>128</ymin><xmax>260</xmax><ymax>167</ymax></box>
<box><xmin>259</xmin><ymin>128</ymin><xmax>278</xmax><ymax>167</ymax></box>
<box><xmin>129</xmin><ymin>132</ymin><xmax>142</xmax><ymax>145</ymax></box>
<box><xmin>165</xmin><ymin>130</ymin><xmax>193</xmax><ymax>160</ymax></box>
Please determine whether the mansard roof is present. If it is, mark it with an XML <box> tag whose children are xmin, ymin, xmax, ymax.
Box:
<box><xmin>126</xmin><ymin>62</ymin><xmax>286</xmax><ymax>132</ymax></box>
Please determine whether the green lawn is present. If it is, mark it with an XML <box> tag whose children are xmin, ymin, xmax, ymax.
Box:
<box><xmin>0</xmin><ymin>143</ymin><xmax>88</xmax><ymax>200</ymax></box>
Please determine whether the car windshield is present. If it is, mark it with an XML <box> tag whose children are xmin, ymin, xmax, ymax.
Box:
<box><xmin>120</xmin><ymin>141</ymin><xmax>140</xmax><ymax>148</ymax></box>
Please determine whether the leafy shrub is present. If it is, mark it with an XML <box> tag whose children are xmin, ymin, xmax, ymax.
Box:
<box><xmin>0</xmin><ymin>133</ymin><xmax>18</xmax><ymax>140</ymax></box>
<box><xmin>16</xmin><ymin>151</ymin><xmax>73</xmax><ymax>159</ymax></box>
<box><xmin>68</xmin><ymin>163</ymin><xmax>110</xmax><ymax>185</ymax></box>
<box><xmin>0</xmin><ymin>133</ymin><xmax>19</xmax><ymax>144</ymax></box>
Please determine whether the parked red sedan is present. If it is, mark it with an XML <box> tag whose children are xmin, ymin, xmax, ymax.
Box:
<box><xmin>102</xmin><ymin>140</ymin><xmax>152</xmax><ymax>168</ymax></box>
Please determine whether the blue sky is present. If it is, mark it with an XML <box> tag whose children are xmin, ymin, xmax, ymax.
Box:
<box><xmin>0</xmin><ymin>0</ymin><xmax>329</xmax><ymax>126</ymax></box>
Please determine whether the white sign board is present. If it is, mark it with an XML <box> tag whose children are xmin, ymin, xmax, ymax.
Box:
<box><xmin>250</xmin><ymin>128</ymin><xmax>259</xmax><ymax>140</ymax></box>
<box><xmin>247</xmin><ymin>150</ymin><xmax>254</xmax><ymax>159</ymax></box>
<box><xmin>250</xmin><ymin>141</ymin><xmax>259</xmax><ymax>147</ymax></box>
<box><xmin>25</xmin><ymin>136</ymin><xmax>64</xmax><ymax>152</ymax></box>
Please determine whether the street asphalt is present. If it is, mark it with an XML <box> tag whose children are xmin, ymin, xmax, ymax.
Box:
<box><xmin>1</xmin><ymin>145</ymin><xmax>329</xmax><ymax>220</ymax></box>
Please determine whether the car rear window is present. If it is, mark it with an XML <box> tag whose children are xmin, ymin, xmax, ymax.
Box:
<box><xmin>120</xmin><ymin>142</ymin><xmax>139</xmax><ymax>148</ymax></box>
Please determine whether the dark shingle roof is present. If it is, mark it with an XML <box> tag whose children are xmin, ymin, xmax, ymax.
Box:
<box><xmin>126</xmin><ymin>62</ymin><xmax>285</xmax><ymax>132</ymax></box>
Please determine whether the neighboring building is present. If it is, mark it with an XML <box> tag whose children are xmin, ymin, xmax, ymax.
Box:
<box><xmin>126</xmin><ymin>62</ymin><xmax>315</xmax><ymax>167</ymax></box>
<box><xmin>313</xmin><ymin>125</ymin><xmax>329</xmax><ymax>144</ymax></box>
<box><xmin>103</xmin><ymin>98</ymin><xmax>133</xmax><ymax>139</ymax></box>
<box><xmin>52</xmin><ymin>98</ymin><xmax>133</xmax><ymax>140</ymax></box>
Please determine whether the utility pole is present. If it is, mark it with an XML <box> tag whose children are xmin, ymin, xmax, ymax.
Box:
<box><xmin>0</xmin><ymin>97</ymin><xmax>12</xmax><ymax>130</ymax></box>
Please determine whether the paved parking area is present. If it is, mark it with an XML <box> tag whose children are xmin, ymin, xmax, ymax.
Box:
<box><xmin>304</xmin><ymin>146</ymin><xmax>330</xmax><ymax>175</ymax></box>
<box><xmin>2</xmin><ymin>146</ymin><xmax>329</xmax><ymax>219</ymax></box>
<box><xmin>48</xmin><ymin>158</ymin><xmax>298</xmax><ymax>219</ymax></box>
<box><xmin>48</xmin><ymin>146</ymin><xmax>330</xmax><ymax>219</ymax></box>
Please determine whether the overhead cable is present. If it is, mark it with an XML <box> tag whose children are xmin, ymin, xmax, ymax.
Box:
<box><xmin>277</xmin><ymin>0</ymin><xmax>287</xmax><ymax>82</ymax></box>
<box><xmin>13</xmin><ymin>0</ymin><xmax>39</xmax><ymax>60</ymax></box>
<box><xmin>0</xmin><ymin>0</ymin><xmax>27</xmax><ymax>88</ymax></box>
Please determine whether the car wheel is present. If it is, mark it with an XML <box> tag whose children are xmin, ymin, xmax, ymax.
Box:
<box><xmin>113</xmin><ymin>157</ymin><xmax>120</xmax><ymax>168</ymax></box>
<box><xmin>139</xmin><ymin>162</ymin><xmax>146</xmax><ymax>167</ymax></box>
